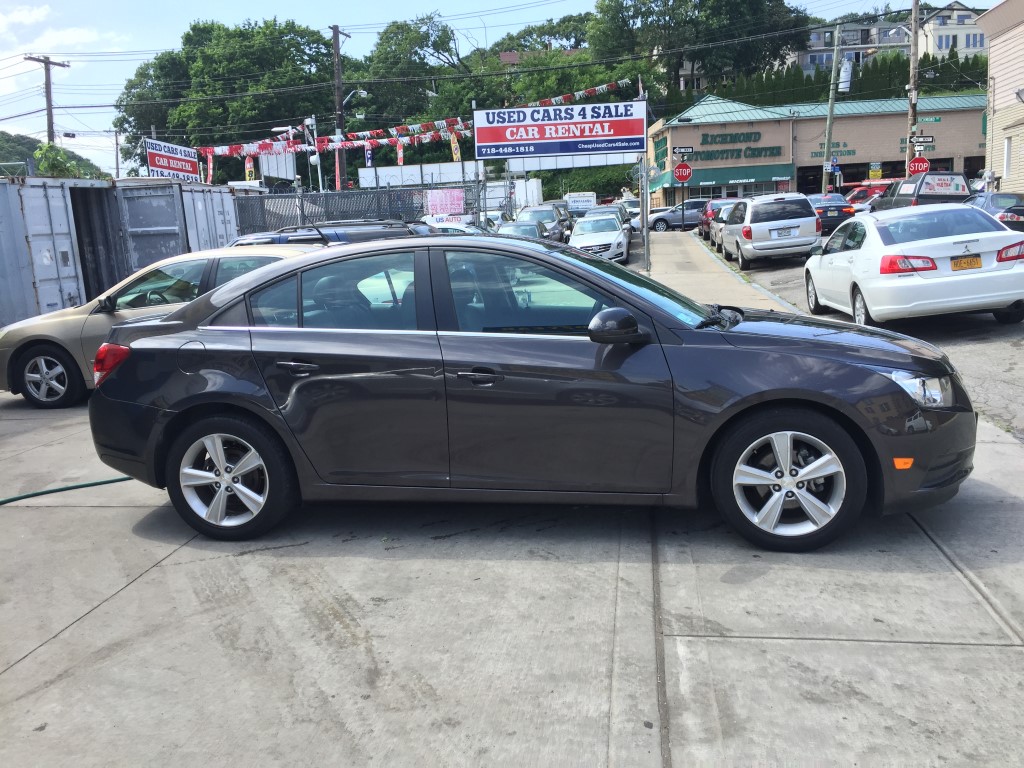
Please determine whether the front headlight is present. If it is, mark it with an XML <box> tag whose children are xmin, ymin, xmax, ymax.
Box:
<box><xmin>889</xmin><ymin>370</ymin><xmax>954</xmax><ymax>408</ymax></box>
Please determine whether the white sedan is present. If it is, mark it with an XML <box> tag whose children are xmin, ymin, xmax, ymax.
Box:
<box><xmin>804</xmin><ymin>204</ymin><xmax>1024</xmax><ymax>326</ymax></box>
<box><xmin>568</xmin><ymin>215</ymin><xmax>631</xmax><ymax>261</ymax></box>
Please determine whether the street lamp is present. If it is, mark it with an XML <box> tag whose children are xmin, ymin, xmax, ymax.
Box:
<box><xmin>304</xmin><ymin>116</ymin><xmax>324</xmax><ymax>193</ymax></box>
<box><xmin>335</xmin><ymin>89</ymin><xmax>368</xmax><ymax>190</ymax></box>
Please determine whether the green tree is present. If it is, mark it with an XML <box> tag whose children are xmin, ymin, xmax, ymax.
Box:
<box><xmin>33</xmin><ymin>143</ymin><xmax>82</xmax><ymax>178</ymax></box>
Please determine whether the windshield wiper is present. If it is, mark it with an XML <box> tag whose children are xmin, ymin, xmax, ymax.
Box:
<box><xmin>695</xmin><ymin>303</ymin><xmax>744</xmax><ymax>330</ymax></box>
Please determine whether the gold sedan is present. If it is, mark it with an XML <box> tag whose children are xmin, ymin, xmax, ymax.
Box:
<box><xmin>0</xmin><ymin>245</ymin><xmax>319</xmax><ymax>408</ymax></box>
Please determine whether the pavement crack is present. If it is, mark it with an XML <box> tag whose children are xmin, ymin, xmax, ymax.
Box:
<box><xmin>0</xmin><ymin>533</ymin><xmax>199</xmax><ymax>678</ymax></box>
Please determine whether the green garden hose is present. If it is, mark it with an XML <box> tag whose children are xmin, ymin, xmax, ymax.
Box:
<box><xmin>0</xmin><ymin>476</ymin><xmax>132</xmax><ymax>506</ymax></box>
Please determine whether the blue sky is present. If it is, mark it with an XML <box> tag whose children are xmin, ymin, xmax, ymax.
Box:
<box><xmin>0</xmin><ymin>1</ymin><xmax>995</xmax><ymax>174</ymax></box>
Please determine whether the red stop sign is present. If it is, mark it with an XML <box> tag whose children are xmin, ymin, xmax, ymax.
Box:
<box><xmin>673</xmin><ymin>162</ymin><xmax>693</xmax><ymax>183</ymax></box>
<box><xmin>908</xmin><ymin>156</ymin><xmax>930</xmax><ymax>175</ymax></box>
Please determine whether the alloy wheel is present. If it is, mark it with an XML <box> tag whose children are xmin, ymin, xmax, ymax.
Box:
<box><xmin>23</xmin><ymin>354</ymin><xmax>69</xmax><ymax>403</ymax></box>
<box><xmin>179</xmin><ymin>433</ymin><xmax>269</xmax><ymax>527</ymax></box>
<box><xmin>731</xmin><ymin>430</ymin><xmax>847</xmax><ymax>537</ymax></box>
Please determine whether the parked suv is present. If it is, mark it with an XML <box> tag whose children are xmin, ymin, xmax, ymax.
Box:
<box><xmin>869</xmin><ymin>171</ymin><xmax>972</xmax><ymax>211</ymax></box>
<box><xmin>636</xmin><ymin>199</ymin><xmax>709</xmax><ymax>232</ymax></box>
<box><xmin>229</xmin><ymin>219</ymin><xmax>418</xmax><ymax>246</ymax></box>
<box><xmin>517</xmin><ymin>205</ymin><xmax>569</xmax><ymax>242</ymax></box>
<box><xmin>722</xmin><ymin>193</ymin><xmax>821</xmax><ymax>271</ymax></box>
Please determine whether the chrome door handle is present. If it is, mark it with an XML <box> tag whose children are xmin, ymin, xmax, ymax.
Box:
<box><xmin>456</xmin><ymin>369</ymin><xmax>504</xmax><ymax>385</ymax></box>
<box><xmin>276</xmin><ymin>361</ymin><xmax>320</xmax><ymax>377</ymax></box>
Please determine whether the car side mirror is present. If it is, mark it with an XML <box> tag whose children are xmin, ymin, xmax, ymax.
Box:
<box><xmin>588</xmin><ymin>307</ymin><xmax>648</xmax><ymax>344</ymax></box>
<box><xmin>97</xmin><ymin>295</ymin><xmax>116</xmax><ymax>313</ymax></box>
<box><xmin>809</xmin><ymin>244</ymin><xmax>823</xmax><ymax>256</ymax></box>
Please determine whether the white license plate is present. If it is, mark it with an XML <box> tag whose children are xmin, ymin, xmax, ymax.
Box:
<box><xmin>827</xmin><ymin>209</ymin><xmax>837</xmax><ymax>216</ymax></box>
<box><xmin>771</xmin><ymin>228</ymin><xmax>794</xmax><ymax>239</ymax></box>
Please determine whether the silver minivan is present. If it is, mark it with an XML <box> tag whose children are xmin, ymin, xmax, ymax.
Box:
<box><xmin>722</xmin><ymin>193</ymin><xmax>821</xmax><ymax>270</ymax></box>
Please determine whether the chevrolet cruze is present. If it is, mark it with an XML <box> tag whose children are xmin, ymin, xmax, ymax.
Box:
<box><xmin>88</xmin><ymin>235</ymin><xmax>977</xmax><ymax>551</ymax></box>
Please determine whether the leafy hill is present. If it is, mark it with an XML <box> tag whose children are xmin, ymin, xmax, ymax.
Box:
<box><xmin>0</xmin><ymin>131</ymin><xmax>107</xmax><ymax>178</ymax></box>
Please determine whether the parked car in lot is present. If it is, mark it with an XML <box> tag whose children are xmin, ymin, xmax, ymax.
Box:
<box><xmin>633</xmin><ymin>199</ymin><xmax>709</xmax><ymax>232</ymax></box>
<box><xmin>497</xmin><ymin>220</ymin><xmax>550</xmax><ymax>239</ymax></box>
<box><xmin>0</xmin><ymin>245</ymin><xmax>320</xmax><ymax>408</ymax></box>
<box><xmin>568</xmin><ymin>215</ymin><xmax>631</xmax><ymax>261</ymax></box>
<box><xmin>845</xmin><ymin>182</ymin><xmax>895</xmax><ymax>205</ymax></box>
<box><xmin>870</xmin><ymin>171</ymin><xmax>972</xmax><ymax>211</ymax></box>
<box><xmin>804</xmin><ymin>204</ymin><xmax>1024</xmax><ymax>326</ymax></box>
<box><xmin>89</xmin><ymin>234</ymin><xmax>977</xmax><ymax>552</ymax></box>
<box><xmin>517</xmin><ymin>205</ymin><xmax>568</xmax><ymax>242</ymax></box>
<box><xmin>722</xmin><ymin>193</ymin><xmax>821</xmax><ymax>270</ymax></box>
<box><xmin>584</xmin><ymin>203</ymin><xmax>631</xmax><ymax>229</ymax></box>
<box><xmin>699</xmin><ymin>198</ymin><xmax>742</xmax><ymax>240</ymax></box>
<box><xmin>229</xmin><ymin>219</ymin><xmax>420</xmax><ymax>246</ymax></box>
<box><xmin>807</xmin><ymin>193</ymin><xmax>857</xmax><ymax>235</ymax></box>
<box><xmin>709</xmin><ymin>204</ymin><xmax>736</xmax><ymax>252</ymax></box>
<box><xmin>431</xmin><ymin>222</ymin><xmax>490</xmax><ymax>235</ymax></box>
<box><xmin>964</xmin><ymin>192</ymin><xmax>1024</xmax><ymax>232</ymax></box>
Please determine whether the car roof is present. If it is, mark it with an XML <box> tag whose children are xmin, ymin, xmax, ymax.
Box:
<box><xmin>144</xmin><ymin>243</ymin><xmax>320</xmax><ymax>271</ymax></box>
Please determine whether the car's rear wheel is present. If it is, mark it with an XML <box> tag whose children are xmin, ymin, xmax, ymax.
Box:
<box><xmin>166</xmin><ymin>416</ymin><xmax>299</xmax><ymax>540</ymax></box>
<box><xmin>993</xmin><ymin>307</ymin><xmax>1024</xmax><ymax>324</ymax></box>
<box><xmin>17</xmin><ymin>345</ymin><xmax>85</xmax><ymax>409</ymax></box>
<box><xmin>852</xmin><ymin>287</ymin><xmax>877</xmax><ymax>326</ymax></box>
<box><xmin>716</xmin><ymin>237</ymin><xmax>723</xmax><ymax>254</ymax></box>
<box><xmin>737</xmin><ymin>246</ymin><xmax>751</xmax><ymax>271</ymax></box>
<box><xmin>653</xmin><ymin>220</ymin><xmax>669</xmax><ymax>232</ymax></box>
<box><xmin>805</xmin><ymin>273</ymin><xmax>828</xmax><ymax>315</ymax></box>
<box><xmin>710</xmin><ymin>408</ymin><xmax>867</xmax><ymax>551</ymax></box>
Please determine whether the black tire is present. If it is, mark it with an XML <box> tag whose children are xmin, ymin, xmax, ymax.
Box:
<box><xmin>805</xmin><ymin>273</ymin><xmax>828</xmax><ymax>315</ymax></box>
<box><xmin>737</xmin><ymin>245</ymin><xmax>751</xmax><ymax>271</ymax></box>
<box><xmin>716</xmin><ymin>238</ymin><xmax>724</xmax><ymax>254</ymax></box>
<box><xmin>17</xmin><ymin>344</ymin><xmax>85</xmax><ymax>409</ymax></box>
<box><xmin>702</xmin><ymin>228</ymin><xmax>710</xmax><ymax>241</ymax></box>
<box><xmin>653</xmin><ymin>219</ymin><xmax>669</xmax><ymax>232</ymax></box>
<box><xmin>165</xmin><ymin>415</ymin><xmax>299</xmax><ymax>540</ymax></box>
<box><xmin>710</xmin><ymin>407</ymin><xmax>867</xmax><ymax>552</ymax></box>
<box><xmin>993</xmin><ymin>307</ymin><xmax>1024</xmax><ymax>324</ymax></box>
<box><xmin>852</xmin><ymin>287</ymin><xmax>877</xmax><ymax>327</ymax></box>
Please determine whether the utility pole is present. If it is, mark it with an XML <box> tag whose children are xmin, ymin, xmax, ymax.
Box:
<box><xmin>332</xmin><ymin>25</ymin><xmax>351</xmax><ymax>191</ymax></box>
<box><xmin>24</xmin><ymin>56</ymin><xmax>69</xmax><ymax>144</ymax></box>
<box><xmin>820</xmin><ymin>24</ymin><xmax>842</xmax><ymax>194</ymax></box>
<box><xmin>906</xmin><ymin>0</ymin><xmax>921</xmax><ymax>172</ymax></box>
<box><xmin>114</xmin><ymin>132</ymin><xmax>120</xmax><ymax>178</ymax></box>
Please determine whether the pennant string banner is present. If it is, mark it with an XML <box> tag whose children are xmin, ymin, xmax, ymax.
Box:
<box><xmin>197</xmin><ymin>79</ymin><xmax>630</xmax><ymax>158</ymax></box>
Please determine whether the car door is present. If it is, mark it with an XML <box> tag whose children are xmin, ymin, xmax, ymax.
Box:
<box><xmin>248</xmin><ymin>249</ymin><xmax>451</xmax><ymax>487</ymax></box>
<box><xmin>79</xmin><ymin>257</ymin><xmax>211</xmax><ymax>371</ymax></box>
<box><xmin>832</xmin><ymin>221</ymin><xmax>869</xmax><ymax>309</ymax></box>
<box><xmin>430</xmin><ymin>246</ymin><xmax>674</xmax><ymax>493</ymax></box>
<box><xmin>816</xmin><ymin>222</ymin><xmax>853</xmax><ymax>306</ymax></box>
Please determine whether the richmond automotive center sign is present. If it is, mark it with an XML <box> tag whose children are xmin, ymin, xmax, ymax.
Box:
<box><xmin>473</xmin><ymin>102</ymin><xmax>646</xmax><ymax>159</ymax></box>
<box><xmin>144</xmin><ymin>138</ymin><xmax>202</xmax><ymax>182</ymax></box>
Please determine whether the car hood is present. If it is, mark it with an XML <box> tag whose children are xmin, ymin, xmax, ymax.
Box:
<box><xmin>709</xmin><ymin>309</ymin><xmax>954</xmax><ymax>375</ymax></box>
<box><xmin>570</xmin><ymin>231</ymin><xmax>624</xmax><ymax>247</ymax></box>
<box><xmin>1</xmin><ymin>301</ymin><xmax>95</xmax><ymax>335</ymax></box>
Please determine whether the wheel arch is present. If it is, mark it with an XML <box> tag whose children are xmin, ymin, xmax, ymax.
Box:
<box><xmin>7</xmin><ymin>338</ymin><xmax>83</xmax><ymax>396</ymax></box>
<box><xmin>153</xmin><ymin>401</ymin><xmax>301</xmax><ymax>491</ymax></box>
<box><xmin>695</xmin><ymin>397</ymin><xmax>884</xmax><ymax>518</ymax></box>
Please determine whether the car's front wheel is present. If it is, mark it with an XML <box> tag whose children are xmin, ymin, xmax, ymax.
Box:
<box><xmin>17</xmin><ymin>345</ymin><xmax>85</xmax><ymax>409</ymax></box>
<box><xmin>710</xmin><ymin>408</ymin><xmax>867</xmax><ymax>551</ymax></box>
<box><xmin>653</xmin><ymin>220</ymin><xmax>669</xmax><ymax>232</ymax></box>
<box><xmin>166</xmin><ymin>416</ymin><xmax>299</xmax><ymax>540</ymax></box>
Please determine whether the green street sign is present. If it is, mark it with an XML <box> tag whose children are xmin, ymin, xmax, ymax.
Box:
<box><xmin>920</xmin><ymin>117</ymin><xmax>941</xmax><ymax>123</ymax></box>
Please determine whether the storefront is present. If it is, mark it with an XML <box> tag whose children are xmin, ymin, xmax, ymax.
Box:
<box><xmin>647</xmin><ymin>93</ymin><xmax>986</xmax><ymax>205</ymax></box>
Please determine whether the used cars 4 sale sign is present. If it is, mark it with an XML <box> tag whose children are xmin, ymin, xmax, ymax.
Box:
<box><xmin>473</xmin><ymin>102</ymin><xmax>646</xmax><ymax>159</ymax></box>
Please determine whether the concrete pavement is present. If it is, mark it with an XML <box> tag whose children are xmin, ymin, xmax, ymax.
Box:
<box><xmin>2</xmin><ymin>231</ymin><xmax>1024</xmax><ymax>766</ymax></box>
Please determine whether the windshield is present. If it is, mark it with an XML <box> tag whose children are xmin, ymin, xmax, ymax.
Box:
<box><xmin>808</xmin><ymin>194</ymin><xmax>847</xmax><ymax>204</ymax></box>
<box><xmin>500</xmin><ymin>223</ymin><xmax>541</xmax><ymax>236</ymax></box>
<box><xmin>875</xmin><ymin>207</ymin><xmax>1006</xmax><ymax>245</ymax></box>
<box><xmin>987</xmin><ymin>193</ymin><xmax>1024</xmax><ymax>209</ymax></box>
<box><xmin>519</xmin><ymin>209</ymin><xmax>556</xmax><ymax>223</ymax></box>
<box><xmin>510</xmin><ymin>239</ymin><xmax>711</xmax><ymax>326</ymax></box>
<box><xmin>573</xmin><ymin>218</ymin><xmax>619</xmax><ymax>234</ymax></box>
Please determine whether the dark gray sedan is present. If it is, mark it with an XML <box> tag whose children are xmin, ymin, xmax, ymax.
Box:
<box><xmin>964</xmin><ymin>192</ymin><xmax>1024</xmax><ymax>232</ymax></box>
<box><xmin>89</xmin><ymin>236</ymin><xmax>977</xmax><ymax>552</ymax></box>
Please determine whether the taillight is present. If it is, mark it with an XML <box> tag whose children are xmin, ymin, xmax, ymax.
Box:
<box><xmin>879</xmin><ymin>255</ymin><xmax>937</xmax><ymax>274</ymax></box>
<box><xmin>815</xmin><ymin>218</ymin><xmax>822</xmax><ymax>233</ymax></box>
<box><xmin>842</xmin><ymin>207</ymin><xmax>855</xmax><ymax>215</ymax></box>
<box><xmin>998</xmin><ymin>212</ymin><xmax>1024</xmax><ymax>222</ymax></box>
<box><xmin>741</xmin><ymin>225</ymin><xmax>752</xmax><ymax>240</ymax></box>
<box><xmin>997</xmin><ymin>241</ymin><xmax>1024</xmax><ymax>261</ymax></box>
<box><xmin>93</xmin><ymin>343</ymin><xmax>130</xmax><ymax>387</ymax></box>
<box><xmin>815</xmin><ymin>208</ymin><xmax>825</xmax><ymax>215</ymax></box>
<box><xmin>910</xmin><ymin>199</ymin><xmax>919</xmax><ymax>207</ymax></box>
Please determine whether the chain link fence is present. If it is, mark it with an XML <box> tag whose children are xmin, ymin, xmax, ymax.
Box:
<box><xmin>234</xmin><ymin>182</ymin><xmax>491</xmax><ymax>234</ymax></box>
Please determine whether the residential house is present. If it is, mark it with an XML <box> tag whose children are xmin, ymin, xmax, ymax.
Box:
<box><xmin>977</xmin><ymin>0</ymin><xmax>1024</xmax><ymax>186</ymax></box>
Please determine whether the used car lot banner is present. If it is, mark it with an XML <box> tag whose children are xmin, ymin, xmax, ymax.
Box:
<box><xmin>473</xmin><ymin>100</ymin><xmax>646</xmax><ymax>159</ymax></box>
<box><xmin>144</xmin><ymin>138</ymin><xmax>201</xmax><ymax>182</ymax></box>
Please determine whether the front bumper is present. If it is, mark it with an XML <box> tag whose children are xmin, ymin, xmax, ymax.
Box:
<box><xmin>878</xmin><ymin>408</ymin><xmax>977</xmax><ymax>514</ymax></box>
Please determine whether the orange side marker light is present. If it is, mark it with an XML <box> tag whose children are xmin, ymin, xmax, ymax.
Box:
<box><xmin>893</xmin><ymin>458</ymin><xmax>914</xmax><ymax>470</ymax></box>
